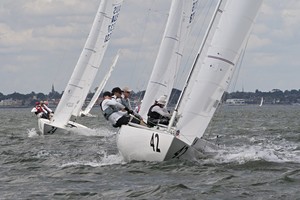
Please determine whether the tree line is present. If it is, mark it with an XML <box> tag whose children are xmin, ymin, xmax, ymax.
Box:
<box><xmin>1</xmin><ymin>88</ymin><xmax>300</xmax><ymax>106</ymax></box>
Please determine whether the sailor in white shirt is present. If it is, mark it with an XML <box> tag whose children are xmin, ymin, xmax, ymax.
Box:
<box><xmin>101</xmin><ymin>91</ymin><xmax>131</xmax><ymax>127</ymax></box>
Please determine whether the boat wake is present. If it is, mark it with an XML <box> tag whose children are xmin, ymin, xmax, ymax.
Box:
<box><xmin>61</xmin><ymin>151</ymin><xmax>125</xmax><ymax>168</ymax></box>
<box><xmin>210</xmin><ymin>140</ymin><xmax>300</xmax><ymax>164</ymax></box>
<box><xmin>27</xmin><ymin>128</ymin><xmax>40</xmax><ymax>137</ymax></box>
<box><xmin>73</xmin><ymin>126</ymin><xmax>116</xmax><ymax>137</ymax></box>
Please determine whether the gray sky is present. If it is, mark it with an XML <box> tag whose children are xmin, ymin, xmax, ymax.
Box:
<box><xmin>0</xmin><ymin>0</ymin><xmax>299</xmax><ymax>95</ymax></box>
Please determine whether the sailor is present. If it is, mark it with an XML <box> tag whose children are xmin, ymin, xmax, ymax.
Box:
<box><xmin>111</xmin><ymin>87</ymin><xmax>123</xmax><ymax>103</ymax></box>
<box><xmin>41</xmin><ymin>101</ymin><xmax>53</xmax><ymax>119</ymax></box>
<box><xmin>134</xmin><ymin>100</ymin><xmax>142</xmax><ymax>113</ymax></box>
<box><xmin>121</xmin><ymin>86</ymin><xmax>133</xmax><ymax>109</ymax></box>
<box><xmin>122</xmin><ymin>86</ymin><xmax>143</xmax><ymax>121</ymax></box>
<box><xmin>147</xmin><ymin>95</ymin><xmax>171</xmax><ymax>127</ymax></box>
<box><xmin>31</xmin><ymin>102</ymin><xmax>48</xmax><ymax>119</ymax></box>
<box><xmin>101</xmin><ymin>91</ymin><xmax>133</xmax><ymax>127</ymax></box>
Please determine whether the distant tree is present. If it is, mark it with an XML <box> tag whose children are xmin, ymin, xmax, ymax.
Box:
<box><xmin>87</xmin><ymin>90</ymin><xmax>94</xmax><ymax>99</ymax></box>
<box><xmin>7</xmin><ymin>92</ymin><xmax>26</xmax><ymax>100</ymax></box>
<box><xmin>36</xmin><ymin>92</ymin><xmax>46</xmax><ymax>100</ymax></box>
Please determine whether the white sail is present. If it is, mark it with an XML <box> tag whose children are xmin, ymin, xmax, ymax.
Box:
<box><xmin>176</xmin><ymin>0</ymin><xmax>263</xmax><ymax>145</ymax></box>
<box><xmin>50</xmin><ymin>0</ymin><xmax>123</xmax><ymax>127</ymax></box>
<box><xmin>138</xmin><ymin>0</ymin><xmax>198</xmax><ymax>120</ymax></box>
<box><xmin>259</xmin><ymin>97</ymin><xmax>264</xmax><ymax>107</ymax></box>
<box><xmin>80</xmin><ymin>51</ymin><xmax>120</xmax><ymax>116</ymax></box>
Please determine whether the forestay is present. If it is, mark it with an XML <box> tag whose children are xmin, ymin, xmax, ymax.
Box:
<box><xmin>81</xmin><ymin>51</ymin><xmax>120</xmax><ymax>116</ymax></box>
<box><xmin>50</xmin><ymin>0</ymin><xmax>123</xmax><ymax>127</ymax></box>
<box><xmin>138</xmin><ymin>0</ymin><xmax>198</xmax><ymax>120</ymax></box>
<box><xmin>176</xmin><ymin>0</ymin><xmax>263</xmax><ymax>145</ymax></box>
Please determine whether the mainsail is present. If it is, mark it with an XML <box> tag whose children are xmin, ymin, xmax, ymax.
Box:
<box><xmin>138</xmin><ymin>0</ymin><xmax>198</xmax><ymax>120</ymax></box>
<box><xmin>50</xmin><ymin>0</ymin><xmax>123</xmax><ymax>127</ymax></box>
<box><xmin>176</xmin><ymin>0</ymin><xmax>263</xmax><ymax>145</ymax></box>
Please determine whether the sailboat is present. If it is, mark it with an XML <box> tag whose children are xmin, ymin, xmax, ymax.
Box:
<box><xmin>80</xmin><ymin>51</ymin><xmax>120</xmax><ymax>117</ymax></box>
<box><xmin>38</xmin><ymin>0</ymin><xmax>124</xmax><ymax>135</ymax></box>
<box><xmin>117</xmin><ymin>0</ymin><xmax>263</xmax><ymax>162</ymax></box>
<box><xmin>259</xmin><ymin>97</ymin><xmax>264</xmax><ymax>107</ymax></box>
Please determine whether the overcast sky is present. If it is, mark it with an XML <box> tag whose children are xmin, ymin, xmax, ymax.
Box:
<box><xmin>0</xmin><ymin>0</ymin><xmax>299</xmax><ymax>95</ymax></box>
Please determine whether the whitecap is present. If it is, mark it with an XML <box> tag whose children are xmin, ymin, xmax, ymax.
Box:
<box><xmin>27</xmin><ymin>128</ymin><xmax>40</xmax><ymax>138</ymax></box>
<box><xmin>61</xmin><ymin>152</ymin><xmax>125</xmax><ymax>168</ymax></box>
<box><xmin>211</xmin><ymin>140</ymin><xmax>300</xmax><ymax>164</ymax></box>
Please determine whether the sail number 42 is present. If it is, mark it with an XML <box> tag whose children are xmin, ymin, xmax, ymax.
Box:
<box><xmin>150</xmin><ymin>133</ymin><xmax>161</xmax><ymax>153</ymax></box>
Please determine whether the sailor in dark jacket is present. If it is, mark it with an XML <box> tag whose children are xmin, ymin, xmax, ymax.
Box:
<box><xmin>147</xmin><ymin>95</ymin><xmax>171</xmax><ymax>127</ymax></box>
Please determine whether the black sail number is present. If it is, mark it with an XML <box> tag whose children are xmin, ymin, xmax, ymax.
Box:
<box><xmin>150</xmin><ymin>133</ymin><xmax>161</xmax><ymax>153</ymax></box>
<box><xmin>47</xmin><ymin>126</ymin><xmax>57</xmax><ymax>134</ymax></box>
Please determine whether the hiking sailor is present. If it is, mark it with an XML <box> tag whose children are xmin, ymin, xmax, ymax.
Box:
<box><xmin>122</xmin><ymin>86</ymin><xmax>143</xmax><ymax>121</ymax></box>
<box><xmin>147</xmin><ymin>95</ymin><xmax>171</xmax><ymax>127</ymax></box>
<box><xmin>111</xmin><ymin>87</ymin><xmax>123</xmax><ymax>103</ymax></box>
<box><xmin>31</xmin><ymin>101</ymin><xmax>49</xmax><ymax>119</ymax></box>
<box><xmin>41</xmin><ymin>101</ymin><xmax>53</xmax><ymax>119</ymax></box>
<box><xmin>101</xmin><ymin>91</ymin><xmax>140</xmax><ymax>127</ymax></box>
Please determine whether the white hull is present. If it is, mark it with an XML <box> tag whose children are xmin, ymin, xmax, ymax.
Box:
<box><xmin>117</xmin><ymin>124</ymin><xmax>189</xmax><ymax>162</ymax></box>
<box><xmin>38</xmin><ymin>118</ymin><xmax>90</xmax><ymax>135</ymax></box>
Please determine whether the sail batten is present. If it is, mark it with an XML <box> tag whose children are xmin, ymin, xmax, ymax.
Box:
<box><xmin>207</xmin><ymin>55</ymin><xmax>234</xmax><ymax>65</ymax></box>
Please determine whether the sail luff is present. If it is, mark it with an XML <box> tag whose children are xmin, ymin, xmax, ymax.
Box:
<box><xmin>176</xmin><ymin>0</ymin><xmax>263</xmax><ymax>145</ymax></box>
<box><xmin>81</xmin><ymin>51</ymin><xmax>120</xmax><ymax>116</ymax></box>
<box><xmin>138</xmin><ymin>0</ymin><xmax>198</xmax><ymax>120</ymax></box>
<box><xmin>51</xmin><ymin>0</ymin><xmax>123</xmax><ymax>127</ymax></box>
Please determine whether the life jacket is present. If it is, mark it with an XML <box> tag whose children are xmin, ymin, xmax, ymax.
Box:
<box><xmin>147</xmin><ymin>104</ymin><xmax>162</xmax><ymax>119</ymax></box>
<box><xmin>35</xmin><ymin>105</ymin><xmax>44</xmax><ymax>114</ymax></box>
<box><xmin>121</xmin><ymin>98</ymin><xmax>130</xmax><ymax>110</ymax></box>
<box><xmin>101</xmin><ymin>100</ymin><xmax>120</xmax><ymax>120</ymax></box>
<box><xmin>147</xmin><ymin>104</ymin><xmax>170</xmax><ymax>127</ymax></box>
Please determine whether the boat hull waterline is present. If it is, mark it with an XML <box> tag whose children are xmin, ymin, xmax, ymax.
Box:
<box><xmin>38</xmin><ymin>118</ymin><xmax>91</xmax><ymax>135</ymax></box>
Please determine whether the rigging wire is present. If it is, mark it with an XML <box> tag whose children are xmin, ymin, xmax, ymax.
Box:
<box><xmin>129</xmin><ymin>0</ymin><xmax>168</xmax><ymax>102</ymax></box>
<box><xmin>173</xmin><ymin>0</ymin><xmax>217</xmax><ymax>88</ymax></box>
<box><xmin>169</xmin><ymin>0</ymin><xmax>217</xmax><ymax>105</ymax></box>
<box><xmin>229</xmin><ymin>32</ymin><xmax>251</xmax><ymax>93</ymax></box>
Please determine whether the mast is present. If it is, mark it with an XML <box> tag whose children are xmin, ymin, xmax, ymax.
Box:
<box><xmin>168</xmin><ymin>0</ymin><xmax>223</xmax><ymax>131</ymax></box>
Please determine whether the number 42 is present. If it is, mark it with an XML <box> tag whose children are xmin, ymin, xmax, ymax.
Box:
<box><xmin>150</xmin><ymin>133</ymin><xmax>161</xmax><ymax>152</ymax></box>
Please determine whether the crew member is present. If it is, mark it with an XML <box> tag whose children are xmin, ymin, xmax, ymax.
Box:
<box><xmin>147</xmin><ymin>95</ymin><xmax>171</xmax><ymax>127</ymax></box>
<box><xmin>101</xmin><ymin>91</ymin><xmax>133</xmax><ymax>127</ymax></box>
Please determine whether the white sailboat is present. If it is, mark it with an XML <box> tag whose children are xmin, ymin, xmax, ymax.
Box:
<box><xmin>259</xmin><ymin>97</ymin><xmax>264</xmax><ymax>107</ymax></box>
<box><xmin>117</xmin><ymin>0</ymin><xmax>263</xmax><ymax>162</ymax></box>
<box><xmin>80</xmin><ymin>51</ymin><xmax>120</xmax><ymax>117</ymax></box>
<box><xmin>38</xmin><ymin>0</ymin><xmax>123</xmax><ymax>135</ymax></box>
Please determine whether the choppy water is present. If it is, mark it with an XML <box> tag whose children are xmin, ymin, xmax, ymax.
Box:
<box><xmin>0</xmin><ymin>105</ymin><xmax>299</xmax><ymax>199</ymax></box>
